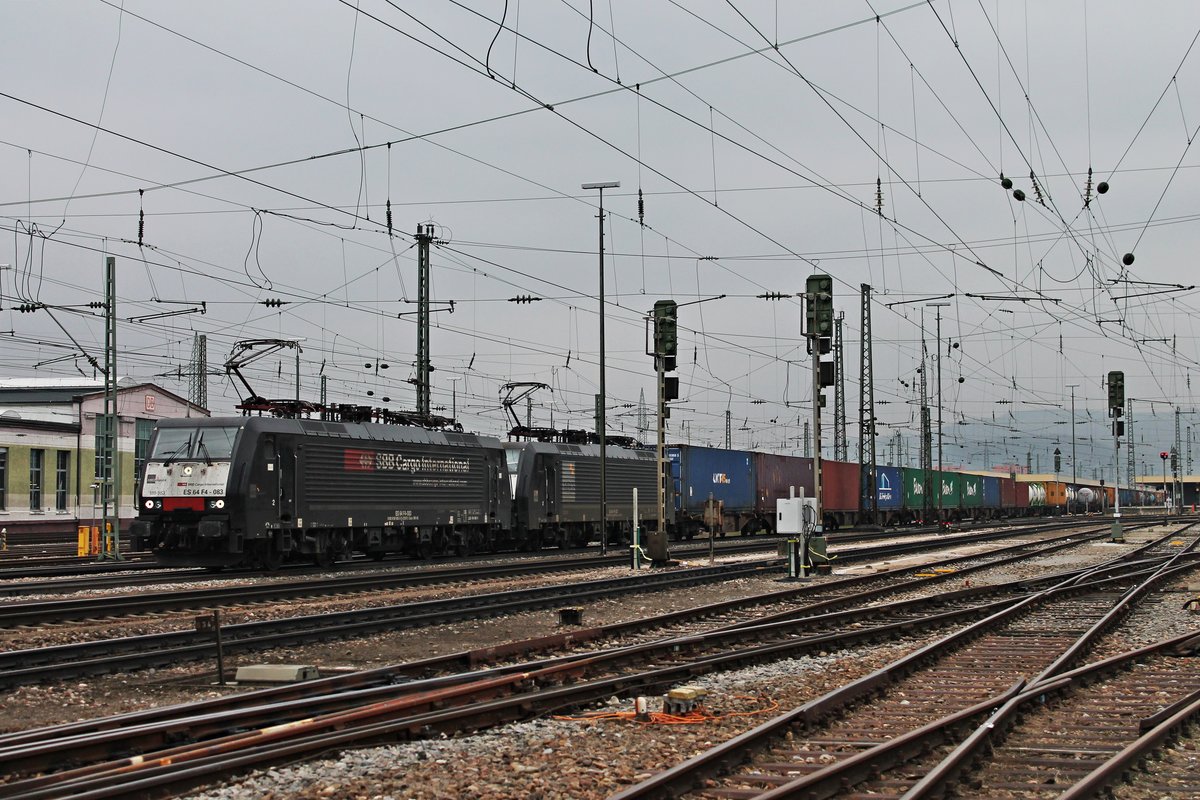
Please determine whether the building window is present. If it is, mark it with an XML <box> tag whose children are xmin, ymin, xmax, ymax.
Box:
<box><xmin>0</xmin><ymin>447</ymin><xmax>7</xmax><ymax>511</ymax></box>
<box><xmin>56</xmin><ymin>451</ymin><xmax>70</xmax><ymax>511</ymax></box>
<box><xmin>29</xmin><ymin>449</ymin><xmax>44</xmax><ymax>510</ymax></box>
<box><xmin>135</xmin><ymin>418</ymin><xmax>155</xmax><ymax>483</ymax></box>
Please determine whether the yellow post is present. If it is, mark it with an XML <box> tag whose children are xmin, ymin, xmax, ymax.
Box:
<box><xmin>78</xmin><ymin>526</ymin><xmax>90</xmax><ymax>557</ymax></box>
<box><xmin>91</xmin><ymin>526</ymin><xmax>102</xmax><ymax>556</ymax></box>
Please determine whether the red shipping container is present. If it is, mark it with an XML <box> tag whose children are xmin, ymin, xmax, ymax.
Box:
<box><xmin>1015</xmin><ymin>482</ymin><xmax>1030</xmax><ymax>508</ymax></box>
<box><xmin>999</xmin><ymin>477</ymin><xmax>1016</xmax><ymax>508</ymax></box>
<box><xmin>754</xmin><ymin>453</ymin><xmax>814</xmax><ymax>514</ymax></box>
<box><xmin>821</xmin><ymin>459</ymin><xmax>861</xmax><ymax>513</ymax></box>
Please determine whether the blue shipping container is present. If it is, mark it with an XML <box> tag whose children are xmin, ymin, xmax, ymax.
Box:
<box><xmin>874</xmin><ymin>465</ymin><xmax>903</xmax><ymax>510</ymax></box>
<box><xmin>669</xmin><ymin>445</ymin><xmax>756</xmax><ymax>514</ymax></box>
<box><xmin>982</xmin><ymin>476</ymin><xmax>1001</xmax><ymax>509</ymax></box>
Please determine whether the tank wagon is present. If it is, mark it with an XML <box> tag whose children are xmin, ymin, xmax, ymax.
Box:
<box><xmin>133</xmin><ymin>416</ymin><xmax>669</xmax><ymax>568</ymax></box>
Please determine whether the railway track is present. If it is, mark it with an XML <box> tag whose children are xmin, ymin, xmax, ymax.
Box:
<box><xmin>0</xmin><ymin>524</ymin><xmax>1125</xmax><ymax>692</ymax></box>
<box><xmin>612</xmin><ymin>525</ymin><xmax>1200</xmax><ymax>799</ymax></box>
<box><xmin>0</xmin><ymin>527</ymin><xmax>1193</xmax><ymax>799</ymax></box>
<box><xmin>0</xmin><ymin>516</ymin><xmax>1119</xmax><ymax>609</ymax></box>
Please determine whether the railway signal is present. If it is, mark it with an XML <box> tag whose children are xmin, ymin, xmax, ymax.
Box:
<box><xmin>1107</xmin><ymin>371</ymin><xmax>1125</xmax><ymax>417</ymax></box>
<box><xmin>805</xmin><ymin>274</ymin><xmax>834</xmax><ymax>344</ymax></box>
<box><xmin>1109</xmin><ymin>370</ymin><xmax>1127</xmax><ymax>542</ymax></box>
<box><xmin>802</xmin><ymin>273</ymin><xmax>835</xmax><ymax>578</ymax></box>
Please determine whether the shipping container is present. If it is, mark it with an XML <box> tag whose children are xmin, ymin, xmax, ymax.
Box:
<box><xmin>938</xmin><ymin>471</ymin><xmax>962</xmax><ymax>510</ymax></box>
<box><xmin>754</xmin><ymin>453</ymin><xmax>814</xmax><ymax>513</ymax></box>
<box><xmin>981</xmin><ymin>476</ymin><xmax>1001</xmax><ymax>509</ymax></box>
<box><xmin>902</xmin><ymin>467</ymin><xmax>930</xmax><ymax>511</ymax></box>
<box><xmin>1000</xmin><ymin>477</ymin><xmax>1017</xmax><ymax>508</ymax></box>
<box><xmin>962</xmin><ymin>474</ymin><xmax>983</xmax><ymax>508</ymax></box>
<box><xmin>875</xmin><ymin>465</ymin><xmax>903</xmax><ymax>510</ymax></box>
<box><xmin>669</xmin><ymin>445</ymin><xmax>756</xmax><ymax>515</ymax></box>
<box><xmin>821</xmin><ymin>459</ymin><xmax>861</xmax><ymax>513</ymax></box>
<box><xmin>1015</xmin><ymin>481</ymin><xmax>1030</xmax><ymax>508</ymax></box>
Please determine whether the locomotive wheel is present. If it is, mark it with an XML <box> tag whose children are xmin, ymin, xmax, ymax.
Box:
<box><xmin>261</xmin><ymin>547</ymin><xmax>283</xmax><ymax>572</ymax></box>
<box><xmin>455</xmin><ymin>534</ymin><xmax>473</xmax><ymax>557</ymax></box>
<box><xmin>313</xmin><ymin>547</ymin><xmax>335</xmax><ymax>570</ymax></box>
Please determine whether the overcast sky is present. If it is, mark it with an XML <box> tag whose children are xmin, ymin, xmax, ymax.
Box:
<box><xmin>3</xmin><ymin>1</ymin><xmax>1200</xmax><ymax>479</ymax></box>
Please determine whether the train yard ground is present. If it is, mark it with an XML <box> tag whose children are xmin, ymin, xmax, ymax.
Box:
<box><xmin>0</xmin><ymin>518</ymin><xmax>1196</xmax><ymax>799</ymax></box>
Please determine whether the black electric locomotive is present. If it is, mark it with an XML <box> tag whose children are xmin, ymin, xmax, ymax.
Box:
<box><xmin>132</xmin><ymin>416</ymin><xmax>672</xmax><ymax>568</ymax></box>
<box><xmin>506</xmin><ymin>440</ymin><xmax>664</xmax><ymax>549</ymax></box>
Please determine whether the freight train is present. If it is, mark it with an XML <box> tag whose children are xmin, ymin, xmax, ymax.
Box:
<box><xmin>668</xmin><ymin>444</ymin><xmax>1163</xmax><ymax>537</ymax></box>
<box><xmin>132</xmin><ymin>413</ymin><xmax>1165</xmax><ymax>568</ymax></box>
<box><xmin>131</xmin><ymin>414</ymin><xmax>666</xmax><ymax>569</ymax></box>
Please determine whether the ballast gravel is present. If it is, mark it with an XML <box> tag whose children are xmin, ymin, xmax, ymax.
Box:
<box><xmin>185</xmin><ymin>529</ymin><xmax>1200</xmax><ymax>800</ymax></box>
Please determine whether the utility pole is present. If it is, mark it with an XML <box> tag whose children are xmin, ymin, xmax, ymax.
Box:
<box><xmin>582</xmin><ymin>181</ymin><xmax>618</xmax><ymax>555</ymax></box>
<box><xmin>637</xmin><ymin>388</ymin><xmax>648</xmax><ymax>442</ymax></box>
<box><xmin>415</xmin><ymin>224</ymin><xmax>434</xmax><ymax>417</ymax></box>
<box><xmin>1126</xmin><ymin>397</ymin><xmax>1135</xmax><ymax>487</ymax></box>
<box><xmin>927</xmin><ymin>302</ymin><xmax>950</xmax><ymax>521</ymax></box>
<box><xmin>1175</xmin><ymin>407</ymin><xmax>1183</xmax><ymax>515</ymax></box>
<box><xmin>99</xmin><ymin>256</ymin><xmax>122</xmax><ymax>561</ymax></box>
<box><xmin>833</xmin><ymin>312</ymin><xmax>847</xmax><ymax>461</ymax></box>
<box><xmin>858</xmin><ymin>285</ymin><xmax>876</xmax><ymax>524</ymax></box>
<box><xmin>918</xmin><ymin>330</ymin><xmax>932</xmax><ymax>522</ymax></box>
<box><xmin>1067</xmin><ymin>384</ymin><xmax>1079</xmax><ymax>514</ymax></box>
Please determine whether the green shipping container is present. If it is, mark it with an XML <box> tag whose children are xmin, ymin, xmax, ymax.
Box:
<box><xmin>938</xmin><ymin>471</ymin><xmax>962</xmax><ymax>509</ymax></box>
<box><xmin>962</xmin><ymin>474</ymin><xmax>983</xmax><ymax>508</ymax></box>
<box><xmin>901</xmin><ymin>467</ymin><xmax>929</xmax><ymax>510</ymax></box>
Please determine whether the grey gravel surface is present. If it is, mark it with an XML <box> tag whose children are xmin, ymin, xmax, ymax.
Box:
<box><xmin>185</xmin><ymin>528</ymin><xmax>1200</xmax><ymax>800</ymax></box>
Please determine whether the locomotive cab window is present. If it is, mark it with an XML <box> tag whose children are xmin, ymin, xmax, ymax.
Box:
<box><xmin>150</xmin><ymin>426</ymin><xmax>240</xmax><ymax>461</ymax></box>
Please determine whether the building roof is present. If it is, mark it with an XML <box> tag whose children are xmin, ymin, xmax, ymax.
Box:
<box><xmin>0</xmin><ymin>378</ymin><xmax>206</xmax><ymax>415</ymax></box>
<box><xmin>0</xmin><ymin>377</ymin><xmax>135</xmax><ymax>405</ymax></box>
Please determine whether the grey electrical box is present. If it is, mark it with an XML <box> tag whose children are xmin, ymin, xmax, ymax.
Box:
<box><xmin>777</xmin><ymin>498</ymin><xmax>803</xmax><ymax>535</ymax></box>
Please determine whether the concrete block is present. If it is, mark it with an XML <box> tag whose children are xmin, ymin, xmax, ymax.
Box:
<box><xmin>234</xmin><ymin>664</ymin><xmax>319</xmax><ymax>683</ymax></box>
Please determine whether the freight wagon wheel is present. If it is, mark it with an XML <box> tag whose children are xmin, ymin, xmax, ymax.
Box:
<box><xmin>417</xmin><ymin>539</ymin><xmax>434</xmax><ymax>559</ymax></box>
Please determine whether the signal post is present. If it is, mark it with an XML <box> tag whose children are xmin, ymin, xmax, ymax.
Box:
<box><xmin>1108</xmin><ymin>370</ymin><xmax>1125</xmax><ymax>542</ymax></box>
<box><xmin>647</xmin><ymin>300</ymin><xmax>678</xmax><ymax>566</ymax></box>
<box><xmin>803</xmin><ymin>274</ymin><xmax>835</xmax><ymax>577</ymax></box>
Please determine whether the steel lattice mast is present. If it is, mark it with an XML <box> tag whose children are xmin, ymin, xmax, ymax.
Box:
<box><xmin>859</xmin><ymin>285</ymin><xmax>876</xmax><ymax>522</ymax></box>
<box><xmin>189</xmin><ymin>333</ymin><xmax>207</xmax><ymax>409</ymax></box>
<box><xmin>833</xmin><ymin>312</ymin><xmax>847</xmax><ymax>461</ymax></box>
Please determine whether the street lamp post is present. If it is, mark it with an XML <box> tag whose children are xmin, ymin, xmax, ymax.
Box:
<box><xmin>583</xmin><ymin>180</ymin><xmax>619</xmax><ymax>555</ymax></box>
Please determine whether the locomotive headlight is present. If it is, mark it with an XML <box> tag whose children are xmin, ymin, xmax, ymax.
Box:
<box><xmin>213</xmin><ymin>499</ymin><xmax>225</xmax><ymax>509</ymax></box>
<box><xmin>144</xmin><ymin>500</ymin><xmax>154</xmax><ymax>509</ymax></box>
<box><xmin>183</xmin><ymin>466</ymin><xmax>194</xmax><ymax>476</ymax></box>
